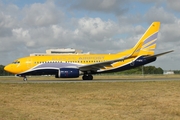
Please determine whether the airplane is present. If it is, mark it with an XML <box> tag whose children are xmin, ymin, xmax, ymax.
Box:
<box><xmin>4</xmin><ymin>21</ymin><xmax>173</xmax><ymax>81</ymax></box>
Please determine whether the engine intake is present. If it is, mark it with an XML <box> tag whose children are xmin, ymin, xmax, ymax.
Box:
<box><xmin>55</xmin><ymin>68</ymin><xmax>80</xmax><ymax>78</ymax></box>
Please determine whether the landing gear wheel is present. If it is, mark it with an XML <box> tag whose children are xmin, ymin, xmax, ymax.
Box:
<box><xmin>82</xmin><ymin>75</ymin><xmax>86</xmax><ymax>80</ymax></box>
<box><xmin>82</xmin><ymin>74</ymin><xmax>93</xmax><ymax>80</ymax></box>
<box><xmin>88</xmin><ymin>75</ymin><xmax>93</xmax><ymax>80</ymax></box>
<box><xmin>23</xmin><ymin>77</ymin><xmax>27</xmax><ymax>81</ymax></box>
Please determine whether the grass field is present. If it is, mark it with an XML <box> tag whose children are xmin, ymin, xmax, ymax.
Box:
<box><xmin>0</xmin><ymin>76</ymin><xmax>180</xmax><ymax>120</ymax></box>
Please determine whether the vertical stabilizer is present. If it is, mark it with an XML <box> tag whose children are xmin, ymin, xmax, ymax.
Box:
<box><xmin>133</xmin><ymin>22</ymin><xmax>160</xmax><ymax>56</ymax></box>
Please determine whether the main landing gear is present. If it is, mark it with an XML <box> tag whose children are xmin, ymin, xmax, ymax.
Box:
<box><xmin>82</xmin><ymin>74</ymin><xmax>93</xmax><ymax>80</ymax></box>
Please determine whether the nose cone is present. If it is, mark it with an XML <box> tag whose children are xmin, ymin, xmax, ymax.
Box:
<box><xmin>4</xmin><ymin>64</ymin><xmax>14</xmax><ymax>74</ymax></box>
<box><xmin>4</xmin><ymin>65</ymin><xmax>10</xmax><ymax>72</ymax></box>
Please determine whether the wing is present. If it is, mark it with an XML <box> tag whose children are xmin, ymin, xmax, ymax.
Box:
<box><xmin>79</xmin><ymin>55</ymin><xmax>129</xmax><ymax>71</ymax></box>
<box><xmin>79</xmin><ymin>42</ymin><xmax>143</xmax><ymax>71</ymax></box>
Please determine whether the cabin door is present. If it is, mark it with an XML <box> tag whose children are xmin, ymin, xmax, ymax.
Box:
<box><xmin>26</xmin><ymin>58</ymin><xmax>32</xmax><ymax>68</ymax></box>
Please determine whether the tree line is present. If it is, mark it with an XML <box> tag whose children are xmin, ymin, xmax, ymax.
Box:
<box><xmin>116</xmin><ymin>66</ymin><xmax>164</xmax><ymax>75</ymax></box>
<box><xmin>174</xmin><ymin>70</ymin><xmax>180</xmax><ymax>74</ymax></box>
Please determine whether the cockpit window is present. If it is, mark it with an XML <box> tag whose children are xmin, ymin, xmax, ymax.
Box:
<box><xmin>12</xmin><ymin>60</ymin><xmax>20</xmax><ymax>64</ymax></box>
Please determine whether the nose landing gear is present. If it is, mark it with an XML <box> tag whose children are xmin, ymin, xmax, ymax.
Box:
<box><xmin>23</xmin><ymin>76</ymin><xmax>27</xmax><ymax>81</ymax></box>
<box><xmin>16</xmin><ymin>74</ymin><xmax>28</xmax><ymax>81</ymax></box>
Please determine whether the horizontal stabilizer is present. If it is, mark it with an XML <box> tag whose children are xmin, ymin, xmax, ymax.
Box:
<box><xmin>145</xmin><ymin>50</ymin><xmax>174</xmax><ymax>59</ymax></box>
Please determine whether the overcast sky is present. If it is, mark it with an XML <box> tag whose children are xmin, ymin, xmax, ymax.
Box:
<box><xmin>0</xmin><ymin>0</ymin><xmax>179</xmax><ymax>70</ymax></box>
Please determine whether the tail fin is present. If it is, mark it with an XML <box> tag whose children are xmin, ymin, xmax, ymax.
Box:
<box><xmin>132</xmin><ymin>22</ymin><xmax>160</xmax><ymax>56</ymax></box>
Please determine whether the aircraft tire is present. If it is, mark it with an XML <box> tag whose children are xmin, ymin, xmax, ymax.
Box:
<box><xmin>88</xmin><ymin>75</ymin><xmax>93</xmax><ymax>80</ymax></box>
<box><xmin>82</xmin><ymin>74</ymin><xmax>93</xmax><ymax>80</ymax></box>
<box><xmin>23</xmin><ymin>77</ymin><xmax>27</xmax><ymax>81</ymax></box>
<box><xmin>82</xmin><ymin>75</ymin><xmax>87</xmax><ymax>80</ymax></box>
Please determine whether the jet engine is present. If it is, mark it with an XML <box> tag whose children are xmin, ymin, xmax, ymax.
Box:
<box><xmin>55</xmin><ymin>68</ymin><xmax>80</xmax><ymax>78</ymax></box>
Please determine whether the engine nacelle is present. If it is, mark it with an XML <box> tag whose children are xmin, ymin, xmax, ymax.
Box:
<box><xmin>55</xmin><ymin>68</ymin><xmax>80</xmax><ymax>78</ymax></box>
